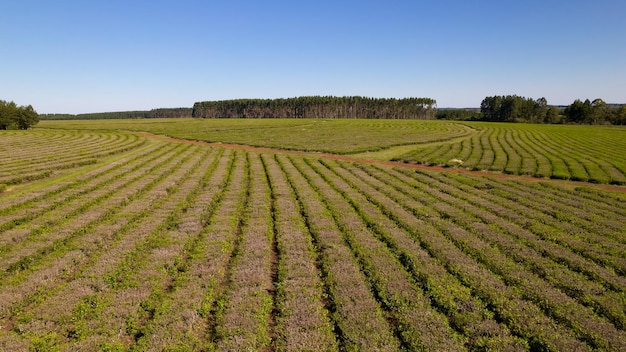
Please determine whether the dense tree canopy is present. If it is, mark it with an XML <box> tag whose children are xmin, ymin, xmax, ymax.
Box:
<box><xmin>480</xmin><ymin>95</ymin><xmax>624</xmax><ymax>125</ymax></box>
<box><xmin>561</xmin><ymin>98</ymin><xmax>624</xmax><ymax>125</ymax></box>
<box><xmin>0</xmin><ymin>100</ymin><xmax>39</xmax><ymax>130</ymax></box>
<box><xmin>436</xmin><ymin>109</ymin><xmax>482</xmax><ymax>121</ymax></box>
<box><xmin>480</xmin><ymin>95</ymin><xmax>551</xmax><ymax>123</ymax></box>
<box><xmin>192</xmin><ymin>96</ymin><xmax>437</xmax><ymax>119</ymax></box>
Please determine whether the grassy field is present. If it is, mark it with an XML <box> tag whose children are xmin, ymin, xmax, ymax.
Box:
<box><xmin>39</xmin><ymin>118</ymin><xmax>626</xmax><ymax>184</ymax></box>
<box><xmin>1</xmin><ymin>123</ymin><xmax>625</xmax><ymax>351</ymax></box>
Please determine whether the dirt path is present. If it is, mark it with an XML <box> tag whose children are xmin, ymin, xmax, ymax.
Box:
<box><xmin>138</xmin><ymin>132</ymin><xmax>626</xmax><ymax>194</ymax></box>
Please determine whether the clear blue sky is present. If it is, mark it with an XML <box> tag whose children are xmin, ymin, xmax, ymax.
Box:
<box><xmin>1</xmin><ymin>0</ymin><xmax>625</xmax><ymax>114</ymax></box>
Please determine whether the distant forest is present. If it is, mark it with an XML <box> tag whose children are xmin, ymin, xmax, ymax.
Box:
<box><xmin>439</xmin><ymin>96</ymin><xmax>626</xmax><ymax>125</ymax></box>
<box><xmin>40</xmin><ymin>108</ymin><xmax>192</xmax><ymax>120</ymax></box>
<box><xmin>192</xmin><ymin>96</ymin><xmax>437</xmax><ymax>119</ymax></box>
<box><xmin>34</xmin><ymin>95</ymin><xmax>626</xmax><ymax>125</ymax></box>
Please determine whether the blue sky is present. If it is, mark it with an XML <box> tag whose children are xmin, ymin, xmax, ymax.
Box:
<box><xmin>1</xmin><ymin>0</ymin><xmax>625</xmax><ymax>114</ymax></box>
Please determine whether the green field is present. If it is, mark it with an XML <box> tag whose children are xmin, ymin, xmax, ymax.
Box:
<box><xmin>1</xmin><ymin>121</ymin><xmax>625</xmax><ymax>351</ymax></box>
<box><xmin>395</xmin><ymin>122</ymin><xmax>626</xmax><ymax>184</ymax></box>
<box><xmin>39</xmin><ymin>118</ymin><xmax>626</xmax><ymax>184</ymax></box>
<box><xmin>38</xmin><ymin>118</ymin><xmax>474</xmax><ymax>154</ymax></box>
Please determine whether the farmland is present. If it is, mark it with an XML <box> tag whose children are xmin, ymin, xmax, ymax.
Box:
<box><xmin>394</xmin><ymin>122</ymin><xmax>626</xmax><ymax>184</ymax></box>
<box><xmin>39</xmin><ymin>118</ymin><xmax>626</xmax><ymax>183</ymax></box>
<box><xmin>1</xmin><ymin>121</ymin><xmax>626</xmax><ymax>351</ymax></box>
<box><xmin>37</xmin><ymin>118</ymin><xmax>475</xmax><ymax>155</ymax></box>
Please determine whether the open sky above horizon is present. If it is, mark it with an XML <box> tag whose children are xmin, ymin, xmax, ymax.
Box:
<box><xmin>1</xmin><ymin>0</ymin><xmax>625</xmax><ymax>114</ymax></box>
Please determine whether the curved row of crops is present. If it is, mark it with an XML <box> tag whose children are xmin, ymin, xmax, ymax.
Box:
<box><xmin>0</xmin><ymin>130</ymin><xmax>147</xmax><ymax>186</ymax></box>
<box><xmin>38</xmin><ymin>118</ymin><xmax>626</xmax><ymax>184</ymax></box>
<box><xmin>396</xmin><ymin>122</ymin><xmax>626</xmax><ymax>184</ymax></box>
<box><xmin>39</xmin><ymin>118</ymin><xmax>475</xmax><ymax>154</ymax></box>
<box><xmin>0</xmin><ymin>129</ymin><xmax>625</xmax><ymax>350</ymax></box>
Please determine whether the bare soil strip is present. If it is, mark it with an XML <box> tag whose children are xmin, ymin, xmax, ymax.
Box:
<box><xmin>138</xmin><ymin>132</ymin><xmax>626</xmax><ymax>193</ymax></box>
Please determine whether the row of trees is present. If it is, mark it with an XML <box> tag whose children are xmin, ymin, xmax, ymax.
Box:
<box><xmin>10</xmin><ymin>95</ymin><xmax>623</xmax><ymax>126</ymax></box>
<box><xmin>0</xmin><ymin>100</ymin><xmax>39</xmax><ymax>130</ymax></box>
<box><xmin>479</xmin><ymin>95</ymin><xmax>626</xmax><ymax>125</ymax></box>
<box><xmin>192</xmin><ymin>96</ymin><xmax>437</xmax><ymax>119</ymax></box>
<box><xmin>436</xmin><ymin>109</ymin><xmax>482</xmax><ymax>121</ymax></box>
<box><xmin>40</xmin><ymin>108</ymin><xmax>192</xmax><ymax>120</ymax></box>
<box><xmin>480</xmin><ymin>95</ymin><xmax>560</xmax><ymax>123</ymax></box>
<box><xmin>563</xmin><ymin>99</ymin><xmax>626</xmax><ymax>125</ymax></box>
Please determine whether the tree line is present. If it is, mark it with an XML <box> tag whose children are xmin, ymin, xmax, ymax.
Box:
<box><xmin>562</xmin><ymin>99</ymin><xmax>626</xmax><ymax>125</ymax></box>
<box><xmin>192</xmin><ymin>96</ymin><xmax>437</xmax><ymax>119</ymax></box>
<box><xmin>436</xmin><ymin>109</ymin><xmax>482</xmax><ymax>121</ymax></box>
<box><xmin>39</xmin><ymin>108</ymin><xmax>192</xmax><ymax>120</ymax></box>
<box><xmin>0</xmin><ymin>100</ymin><xmax>39</xmax><ymax>130</ymax></box>
<box><xmin>10</xmin><ymin>95</ymin><xmax>625</xmax><ymax>125</ymax></box>
<box><xmin>475</xmin><ymin>95</ymin><xmax>626</xmax><ymax>125</ymax></box>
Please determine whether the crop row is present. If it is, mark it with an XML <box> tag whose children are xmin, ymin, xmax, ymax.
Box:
<box><xmin>0</xmin><ymin>139</ymin><xmax>204</xmax><ymax>349</ymax></box>
<box><xmin>340</xmin><ymin>162</ymin><xmax>625</xmax><ymax>350</ymax></box>
<box><xmin>39</xmin><ymin>118</ymin><xmax>476</xmax><ymax>154</ymax></box>
<box><xmin>1</xmin><ymin>131</ymin><xmax>625</xmax><ymax>350</ymax></box>
<box><xmin>34</xmin><ymin>119</ymin><xmax>626</xmax><ymax>185</ymax></box>
<box><xmin>0</xmin><ymin>130</ymin><xmax>147</xmax><ymax>186</ymax></box>
<box><xmin>397</xmin><ymin>123</ymin><xmax>626</xmax><ymax>184</ymax></box>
